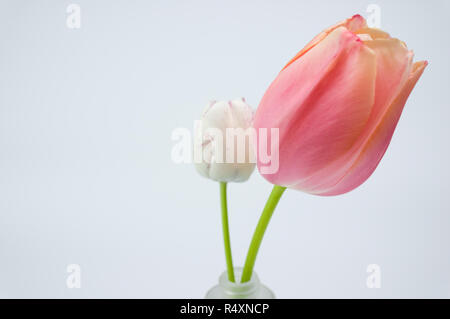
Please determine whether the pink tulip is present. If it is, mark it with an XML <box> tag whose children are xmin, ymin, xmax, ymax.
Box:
<box><xmin>254</xmin><ymin>14</ymin><xmax>427</xmax><ymax>196</ymax></box>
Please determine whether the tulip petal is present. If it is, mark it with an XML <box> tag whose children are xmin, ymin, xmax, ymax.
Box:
<box><xmin>255</xmin><ymin>27</ymin><xmax>377</xmax><ymax>186</ymax></box>
<box><xmin>364</xmin><ymin>38</ymin><xmax>413</xmax><ymax>123</ymax></box>
<box><xmin>290</xmin><ymin>37</ymin><xmax>415</xmax><ymax>193</ymax></box>
<box><xmin>356</xmin><ymin>27</ymin><xmax>390</xmax><ymax>40</ymax></box>
<box><xmin>283</xmin><ymin>14</ymin><xmax>367</xmax><ymax>70</ymax></box>
<box><xmin>320</xmin><ymin>60</ymin><xmax>427</xmax><ymax>195</ymax></box>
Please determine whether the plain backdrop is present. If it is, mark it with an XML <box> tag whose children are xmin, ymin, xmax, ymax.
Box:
<box><xmin>0</xmin><ymin>0</ymin><xmax>449</xmax><ymax>298</ymax></box>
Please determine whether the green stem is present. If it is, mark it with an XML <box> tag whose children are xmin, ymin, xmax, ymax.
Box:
<box><xmin>220</xmin><ymin>182</ymin><xmax>235</xmax><ymax>282</ymax></box>
<box><xmin>241</xmin><ymin>185</ymin><xmax>286</xmax><ymax>283</ymax></box>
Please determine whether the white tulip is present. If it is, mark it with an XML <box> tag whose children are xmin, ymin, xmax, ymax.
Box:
<box><xmin>194</xmin><ymin>98</ymin><xmax>256</xmax><ymax>183</ymax></box>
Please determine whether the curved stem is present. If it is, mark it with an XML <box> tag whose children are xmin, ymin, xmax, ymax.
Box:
<box><xmin>220</xmin><ymin>182</ymin><xmax>235</xmax><ymax>282</ymax></box>
<box><xmin>241</xmin><ymin>185</ymin><xmax>286</xmax><ymax>283</ymax></box>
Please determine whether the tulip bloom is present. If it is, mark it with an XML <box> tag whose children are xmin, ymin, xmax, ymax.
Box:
<box><xmin>254</xmin><ymin>14</ymin><xmax>427</xmax><ymax>196</ymax></box>
<box><xmin>195</xmin><ymin>98</ymin><xmax>256</xmax><ymax>183</ymax></box>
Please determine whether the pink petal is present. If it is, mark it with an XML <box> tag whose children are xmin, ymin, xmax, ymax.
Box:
<box><xmin>291</xmin><ymin>38</ymin><xmax>414</xmax><ymax>194</ymax></box>
<box><xmin>255</xmin><ymin>27</ymin><xmax>377</xmax><ymax>186</ymax></box>
<box><xmin>282</xmin><ymin>15</ymin><xmax>367</xmax><ymax>70</ymax></box>
<box><xmin>320</xmin><ymin>60</ymin><xmax>428</xmax><ymax>195</ymax></box>
<box><xmin>364</xmin><ymin>38</ymin><xmax>413</xmax><ymax>125</ymax></box>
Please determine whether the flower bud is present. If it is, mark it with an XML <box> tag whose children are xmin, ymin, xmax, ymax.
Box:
<box><xmin>194</xmin><ymin>98</ymin><xmax>256</xmax><ymax>183</ymax></box>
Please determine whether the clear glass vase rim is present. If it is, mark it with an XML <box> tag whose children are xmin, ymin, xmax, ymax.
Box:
<box><xmin>219</xmin><ymin>267</ymin><xmax>260</xmax><ymax>296</ymax></box>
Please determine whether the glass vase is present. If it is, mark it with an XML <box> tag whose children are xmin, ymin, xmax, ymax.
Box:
<box><xmin>205</xmin><ymin>267</ymin><xmax>275</xmax><ymax>299</ymax></box>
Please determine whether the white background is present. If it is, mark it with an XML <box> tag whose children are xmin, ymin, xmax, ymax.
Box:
<box><xmin>0</xmin><ymin>0</ymin><xmax>449</xmax><ymax>298</ymax></box>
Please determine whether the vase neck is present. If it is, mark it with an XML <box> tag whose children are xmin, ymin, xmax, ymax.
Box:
<box><xmin>219</xmin><ymin>267</ymin><xmax>260</xmax><ymax>298</ymax></box>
